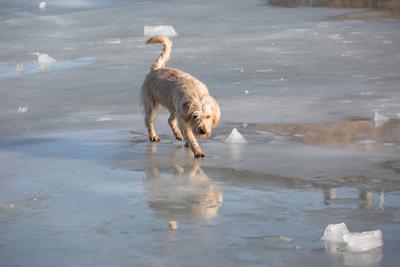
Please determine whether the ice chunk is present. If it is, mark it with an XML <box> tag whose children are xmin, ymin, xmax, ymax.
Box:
<box><xmin>343</xmin><ymin>230</ymin><xmax>383</xmax><ymax>252</ymax></box>
<box><xmin>321</xmin><ymin>223</ymin><xmax>349</xmax><ymax>242</ymax></box>
<box><xmin>244</xmin><ymin>90</ymin><xmax>249</xmax><ymax>94</ymax></box>
<box><xmin>373</xmin><ymin>111</ymin><xmax>388</xmax><ymax>121</ymax></box>
<box><xmin>31</xmin><ymin>52</ymin><xmax>56</xmax><ymax>69</ymax></box>
<box><xmin>15</xmin><ymin>63</ymin><xmax>24</xmax><ymax>74</ymax></box>
<box><xmin>17</xmin><ymin>106</ymin><xmax>28</xmax><ymax>113</ymax></box>
<box><xmin>225</xmin><ymin>128</ymin><xmax>247</xmax><ymax>144</ymax></box>
<box><xmin>144</xmin><ymin>25</ymin><xmax>177</xmax><ymax>37</ymax></box>
<box><xmin>373</xmin><ymin>111</ymin><xmax>389</xmax><ymax>127</ymax></box>
<box><xmin>39</xmin><ymin>1</ymin><xmax>46</xmax><ymax>11</ymax></box>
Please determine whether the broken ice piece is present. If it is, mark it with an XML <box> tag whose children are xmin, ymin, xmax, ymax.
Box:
<box><xmin>17</xmin><ymin>106</ymin><xmax>28</xmax><ymax>113</ymax></box>
<box><xmin>373</xmin><ymin>111</ymin><xmax>388</xmax><ymax>121</ymax></box>
<box><xmin>31</xmin><ymin>52</ymin><xmax>56</xmax><ymax>69</ymax></box>
<box><xmin>321</xmin><ymin>223</ymin><xmax>349</xmax><ymax>242</ymax></box>
<box><xmin>15</xmin><ymin>63</ymin><xmax>24</xmax><ymax>74</ymax></box>
<box><xmin>244</xmin><ymin>90</ymin><xmax>249</xmax><ymax>94</ymax></box>
<box><xmin>144</xmin><ymin>25</ymin><xmax>177</xmax><ymax>37</ymax></box>
<box><xmin>168</xmin><ymin>220</ymin><xmax>178</xmax><ymax>230</ymax></box>
<box><xmin>225</xmin><ymin>128</ymin><xmax>247</xmax><ymax>144</ymax></box>
<box><xmin>343</xmin><ymin>230</ymin><xmax>383</xmax><ymax>252</ymax></box>
<box><xmin>241</xmin><ymin>123</ymin><xmax>249</xmax><ymax>128</ymax></box>
<box><xmin>39</xmin><ymin>1</ymin><xmax>46</xmax><ymax>11</ymax></box>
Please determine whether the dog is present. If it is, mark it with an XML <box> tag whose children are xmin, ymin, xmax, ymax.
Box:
<box><xmin>141</xmin><ymin>36</ymin><xmax>220</xmax><ymax>158</ymax></box>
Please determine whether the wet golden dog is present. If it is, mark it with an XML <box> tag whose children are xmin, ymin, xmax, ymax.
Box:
<box><xmin>141</xmin><ymin>36</ymin><xmax>220</xmax><ymax>158</ymax></box>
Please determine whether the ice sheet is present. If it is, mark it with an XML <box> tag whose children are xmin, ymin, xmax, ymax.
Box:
<box><xmin>1</xmin><ymin>0</ymin><xmax>400</xmax><ymax>266</ymax></box>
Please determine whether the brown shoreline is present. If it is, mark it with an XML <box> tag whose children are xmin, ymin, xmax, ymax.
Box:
<box><xmin>267</xmin><ymin>0</ymin><xmax>400</xmax><ymax>20</ymax></box>
<box><xmin>329</xmin><ymin>8</ymin><xmax>400</xmax><ymax>20</ymax></box>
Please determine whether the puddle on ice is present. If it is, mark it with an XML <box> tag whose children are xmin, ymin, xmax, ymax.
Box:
<box><xmin>1</xmin><ymin>127</ymin><xmax>400</xmax><ymax>267</ymax></box>
<box><xmin>234</xmin><ymin>118</ymin><xmax>400</xmax><ymax>148</ymax></box>
<box><xmin>0</xmin><ymin>57</ymin><xmax>95</xmax><ymax>79</ymax></box>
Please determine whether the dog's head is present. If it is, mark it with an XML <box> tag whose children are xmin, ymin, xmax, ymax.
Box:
<box><xmin>183</xmin><ymin>96</ymin><xmax>220</xmax><ymax>138</ymax></box>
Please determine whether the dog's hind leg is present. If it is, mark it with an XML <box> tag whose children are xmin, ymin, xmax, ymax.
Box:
<box><xmin>144</xmin><ymin>99</ymin><xmax>160</xmax><ymax>142</ymax></box>
<box><xmin>168</xmin><ymin>114</ymin><xmax>184</xmax><ymax>141</ymax></box>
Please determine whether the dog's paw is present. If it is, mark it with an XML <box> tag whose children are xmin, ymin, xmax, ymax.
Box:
<box><xmin>194</xmin><ymin>151</ymin><xmax>205</xmax><ymax>158</ymax></box>
<box><xmin>175</xmin><ymin>133</ymin><xmax>184</xmax><ymax>141</ymax></box>
<box><xmin>149</xmin><ymin>135</ymin><xmax>160</xmax><ymax>142</ymax></box>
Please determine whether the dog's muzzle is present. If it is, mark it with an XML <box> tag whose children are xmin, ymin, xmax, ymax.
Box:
<box><xmin>198</xmin><ymin>127</ymin><xmax>206</xmax><ymax>135</ymax></box>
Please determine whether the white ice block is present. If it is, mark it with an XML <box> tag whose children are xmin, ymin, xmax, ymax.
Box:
<box><xmin>39</xmin><ymin>1</ymin><xmax>46</xmax><ymax>11</ymax></box>
<box><xmin>144</xmin><ymin>25</ymin><xmax>177</xmax><ymax>37</ymax></box>
<box><xmin>373</xmin><ymin>111</ymin><xmax>388</xmax><ymax>121</ymax></box>
<box><xmin>15</xmin><ymin>63</ymin><xmax>24</xmax><ymax>74</ymax></box>
<box><xmin>343</xmin><ymin>230</ymin><xmax>383</xmax><ymax>252</ymax></box>
<box><xmin>321</xmin><ymin>223</ymin><xmax>350</xmax><ymax>242</ymax></box>
<box><xmin>225</xmin><ymin>128</ymin><xmax>247</xmax><ymax>144</ymax></box>
<box><xmin>32</xmin><ymin>52</ymin><xmax>56</xmax><ymax>69</ymax></box>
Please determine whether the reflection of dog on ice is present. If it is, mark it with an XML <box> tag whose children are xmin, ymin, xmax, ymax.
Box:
<box><xmin>144</xmin><ymin>150</ymin><xmax>223</xmax><ymax>220</ymax></box>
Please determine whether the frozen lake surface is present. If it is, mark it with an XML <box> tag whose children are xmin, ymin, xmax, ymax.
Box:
<box><xmin>1</xmin><ymin>0</ymin><xmax>400</xmax><ymax>266</ymax></box>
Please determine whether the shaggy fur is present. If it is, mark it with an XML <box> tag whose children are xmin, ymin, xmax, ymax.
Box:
<box><xmin>141</xmin><ymin>36</ymin><xmax>221</xmax><ymax>158</ymax></box>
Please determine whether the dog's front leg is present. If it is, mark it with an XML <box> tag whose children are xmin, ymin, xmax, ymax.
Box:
<box><xmin>184</xmin><ymin>127</ymin><xmax>205</xmax><ymax>158</ymax></box>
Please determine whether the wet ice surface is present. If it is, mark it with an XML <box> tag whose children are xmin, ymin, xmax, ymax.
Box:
<box><xmin>0</xmin><ymin>56</ymin><xmax>95</xmax><ymax>78</ymax></box>
<box><xmin>1</xmin><ymin>0</ymin><xmax>400</xmax><ymax>266</ymax></box>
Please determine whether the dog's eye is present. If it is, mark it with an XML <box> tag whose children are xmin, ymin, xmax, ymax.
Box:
<box><xmin>206</xmin><ymin>115</ymin><xmax>211</xmax><ymax>119</ymax></box>
<box><xmin>192</xmin><ymin>115</ymin><xmax>198</xmax><ymax>119</ymax></box>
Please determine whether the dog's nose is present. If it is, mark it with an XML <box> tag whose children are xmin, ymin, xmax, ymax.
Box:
<box><xmin>199</xmin><ymin>128</ymin><xmax>206</xmax><ymax>135</ymax></box>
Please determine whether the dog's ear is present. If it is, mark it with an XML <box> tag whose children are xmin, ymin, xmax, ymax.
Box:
<box><xmin>209</xmin><ymin>96</ymin><xmax>221</xmax><ymax>127</ymax></box>
<box><xmin>182</xmin><ymin>102</ymin><xmax>190</xmax><ymax>113</ymax></box>
<box><xmin>181</xmin><ymin>101</ymin><xmax>193</xmax><ymax>121</ymax></box>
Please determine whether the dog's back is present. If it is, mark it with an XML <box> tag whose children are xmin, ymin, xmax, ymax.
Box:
<box><xmin>142</xmin><ymin>36</ymin><xmax>209</xmax><ymax>110</ymax></box>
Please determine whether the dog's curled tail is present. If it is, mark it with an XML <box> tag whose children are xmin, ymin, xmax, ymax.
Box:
<box><xmin>146</xmin><ymin>35</ymin><xmax>172</xmax><ymax>71</ymax></box>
